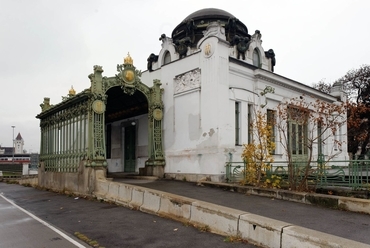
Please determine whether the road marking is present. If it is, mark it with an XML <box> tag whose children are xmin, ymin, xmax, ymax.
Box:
<box><xmin>0</xmin><ymin>193</ymin><xmax>86</xmax><ymax>248</ymax></box>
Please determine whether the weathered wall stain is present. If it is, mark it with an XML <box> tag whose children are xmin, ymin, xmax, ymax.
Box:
<box><xmin>208</xmin><ymin>128</ymin><xmax>215</xmax><ymax>137</ymax></box>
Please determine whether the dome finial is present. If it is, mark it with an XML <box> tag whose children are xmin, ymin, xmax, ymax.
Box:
<box><xmin>124</xmin><ymin>53</ymin><xmax>133</xmax><ymax>65</ymax></box>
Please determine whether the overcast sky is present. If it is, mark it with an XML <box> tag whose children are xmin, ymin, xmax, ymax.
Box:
<box><xmin>1</xmin><ymin>0</ymin><xmax>369</xmax><ymax>153</ymax></box>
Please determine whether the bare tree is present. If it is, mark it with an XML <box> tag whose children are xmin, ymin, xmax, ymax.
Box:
<box><xmin>312</xmin><ymin>79</ymin><xmax>331</xmax><ymax>94</ymax></box>
<box><xmin>313</xmin><ymin>65</ymin><xmax>370</xmax><ymax>158</ymax></box>
<box><xmin>276</xmin><ymin>96</ymin><xmax>346</xmax><ymax>191</ymax></box>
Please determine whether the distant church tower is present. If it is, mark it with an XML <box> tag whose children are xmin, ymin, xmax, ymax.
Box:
<box><xmin>14</xmin><ymin>133</ymin><xmax>24</xmax><ymax>154</ymax></box>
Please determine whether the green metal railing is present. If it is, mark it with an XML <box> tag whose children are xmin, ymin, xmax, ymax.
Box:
<box><xmin>225</xmin><ymin>161</ymin><xmax>246</xmax><ymax>183</ymax></box>
<box><xmin>225</xmin><ymin>159</ymin><xmax>370</xmax><ymax>190</ymax></box>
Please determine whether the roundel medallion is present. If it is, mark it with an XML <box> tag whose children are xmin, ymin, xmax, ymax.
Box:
<box><xmin>92</xmin><ymin>100</ymin><xmax>106</xmax><ymax>114</ymax></box>
<box><xmin>204</xmin><ymin>43</ymin><xmax>214</xmax><ymax>58</ymax></box>
<box><xmin>122</xmin><ymin>68</ymin><xmax>135</xmax><ymax>84</ymax></box>
<box><xmin>153</xmin><ymin>108</ymin><xmax>163</xmax><ymax>121</ymax></box>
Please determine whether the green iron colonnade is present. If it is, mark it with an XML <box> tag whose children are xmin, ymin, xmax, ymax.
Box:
<box><xmin>37</xmin><ymin>54</ymin><xmax>165</xmax><ymax>177</ymax></box>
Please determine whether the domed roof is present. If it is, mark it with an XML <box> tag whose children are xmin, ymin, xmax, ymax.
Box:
<box><xmin>182</xmin><ymin>8</ymin><xmax>235</xmax><ymax>22</ymax></box>
<box><xmin>171</xmin><ymin>8</ymin><xmax>249</xmax><ymax>47</ymax></box>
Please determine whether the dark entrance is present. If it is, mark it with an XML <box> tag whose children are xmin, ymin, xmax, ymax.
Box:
<box><xmin>124</xmin><ymin>125</ymin><xmax>136</xmax><ymax>172</ymax></box>
<box><xmin>105</xmin><ymin>86</ymin><xmax>148</xmax><ymax>173</ymax></box>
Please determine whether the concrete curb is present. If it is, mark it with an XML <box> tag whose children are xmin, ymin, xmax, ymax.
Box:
<box><xmin>94</xmin><ymin>179</ymin><xmax>370</xmax><ymax>248</ymax></box>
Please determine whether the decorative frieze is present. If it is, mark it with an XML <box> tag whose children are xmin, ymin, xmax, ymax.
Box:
<box><xmin>174</xmin><ymin>69</ymin><xmax>201</xmax><ymax>94</ymax></box>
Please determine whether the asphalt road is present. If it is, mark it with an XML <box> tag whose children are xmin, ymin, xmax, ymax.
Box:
<box><xmin>0</xmin><ymin>182</ymin><xmax>258</xmax><ymax>248</ymax></box>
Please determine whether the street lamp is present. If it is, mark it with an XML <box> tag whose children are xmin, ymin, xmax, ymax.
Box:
<box><xmin>11</xmin><ymin>126</ymin><xmax>15</xmax><ymax>162</ymax></box>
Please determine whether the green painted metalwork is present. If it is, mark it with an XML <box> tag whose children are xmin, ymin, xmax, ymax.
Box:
<box><xmin>87</xmin><ymin>65</ymin><xmax>107</xmax><ymax>166</ymax></box>
<box><xmin>225</xmin><ymin>161</ymin><xmax>246</xmax><ymax>183</ymax></box>
<box><xmin>227</xmin><ymin>159</ymin><xmax>370</xmax><ymax>190</ymax></box>
<box><xmin>37</xmin><ymin>56</ymin><xmax>165</xmax><ymax>173</ymax></box>
<box><xmin>37</xmin><ymin>92</ymin><xmax>90</xmax><ymax>172</ymax></box>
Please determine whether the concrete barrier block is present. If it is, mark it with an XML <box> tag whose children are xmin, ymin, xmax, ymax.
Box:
<box><xmin>282</xmin><ymin>226</ymin><xmax>370</xmax><ymax>248</ymax></box>
<box><xmin>158</xmin><ymin>193</ymin><xmax>193</xmax><ymax>221</ymax></box>
<box><xmin>116</xmin><ymin>184</ymin><xmax>133</xmax><ymax>206</ymax></box>
<box><xmin>190</xmin><ymin>201</ymin><xmax>243</xmax><ymax>236</ymax></box>
<box><xmin>106</xmin><ymin>182</ymin><xmax>119</xmax><ymax>202</ymax></box>
<box><xmin>95</xmin><ymin>180</ymin><xmax>109</xmax><ymax>200</ymax></box>
<box><xmin>140</xmin><ymin>190</ymin><xmax>161</xmax><ymax>214</ymax></box>
<box><xmin>129</xmin><ymin>187</ymin><xmax>144</xmax><ymax>210</ymax></box>
<box><xmin>239</xmin><ymin>213</ymin><xmax>287</xmax><ymax>248</ymax></box>
<box><xmin>338</xmin><ymin>197</ymin><xmax>370</xmax><ymax>215</ymax></box>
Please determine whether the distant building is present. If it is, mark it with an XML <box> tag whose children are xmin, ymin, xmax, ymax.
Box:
<box><xmin>0</xmin><ymin>146</ymin><xmax>13</xmax><ymax>155</ymax></box>
<box><xmin>0</xmin><ymin>133</ymin><xmax>38</xmax><ymax>175</ymax></box>
<box><xmin>0</xmin><ymin>132</ymin><xmax>24</xmax><ymax>155</ymax></box>
<box><xmin>14</xmin><ymin>133</ymin><xmax>24</xmax><ymax>154</ymax></box>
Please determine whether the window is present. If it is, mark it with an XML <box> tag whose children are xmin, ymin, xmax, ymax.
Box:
<box><xmin>163</xmin><ymin>51</ymin><xmax>171</xmax><ymax>65</ymax></box>
<box><xmin>253</xmin><ymin>49</ymin><xmax>260</xmax><ymax>67</ymax></box>
<box><xmin>235</xmin><ymin>102</ymin><xmax>240</xmax><ymax>145</ymax></box>
<box><xmin>287</xmin><ymin>107</ymin><xmax>308</xmax><ymax>158</ymax></box>
<box><xmin>248</xmin><ymin>104</ymin><xmax>253</xmax><ymax>144</ymax></box>
<box><xmin>317</xmin><ymin>121</ymin><xmax>323</xmax><ymax>156</ymax></box>
<box><xmin>267</xmin><ymin>109</ymin><xmax>276</xmax><ymax>155</ymax></box>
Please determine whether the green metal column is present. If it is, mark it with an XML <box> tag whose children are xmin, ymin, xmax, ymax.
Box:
<box><xmin>87</xmin><ymin>65</ymin><xmax>107</xmax><ymax>167</ymax></box>
<box><xmin>146</xmin><ymin>79</ymin><xmax>165</xmax><ymax>168</ymax></box>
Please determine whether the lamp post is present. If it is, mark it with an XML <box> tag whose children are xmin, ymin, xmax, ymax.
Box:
<box><xmin>11</xmin><ymin>126</ymin><xmax>15</xmax><ymax>162</ymax></box>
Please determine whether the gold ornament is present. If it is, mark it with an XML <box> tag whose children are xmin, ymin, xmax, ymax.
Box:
<box><xmin>92</xmin><ymin>100</ymin><xmax>105</xmax><ymax>114</ymax></box>
<box><xmin>69</xmin><ymin>85</ymin><xmax>76</xmax><ymax>96</ymax></box>
<box><xmin>124</xmin><ymin>70</ymin><xmax>134</xmax><ymax>82</ymax></box>
<box><xmin>124</xmin><ymin>53</ymin><xmax>133</xmax><ymax>65</ymax></box>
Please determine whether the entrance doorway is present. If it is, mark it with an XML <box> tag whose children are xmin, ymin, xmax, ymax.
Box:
<box><xmin>105</xmin><ymin>86</ymin><xmax>148</xmax><ymax>174</ymax></box>
<box><xmin>103</xmin><ymin>68</ymin><xmax>165</xmax><ymax>177</ymax></box>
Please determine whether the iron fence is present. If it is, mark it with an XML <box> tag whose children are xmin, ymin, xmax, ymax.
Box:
<box><xmin>225</xmin><ymin>161</ymin><xmax>246</xmax><ymax>183</ymax></box>
<box><xmin>225</xmin><ymin>159</ymin><xmax>370</xmax><ymax>190</ymax></box>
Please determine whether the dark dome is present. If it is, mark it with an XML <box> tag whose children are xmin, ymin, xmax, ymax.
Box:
<box><xmin>182</xmin><ymin>8</ymin><xmax>235</xmax><ymax>22</ymax></box>
<box><xmin>171</xmin><ymin>8</ymin><xmax>249</xmax><ymax>47</ymax></box>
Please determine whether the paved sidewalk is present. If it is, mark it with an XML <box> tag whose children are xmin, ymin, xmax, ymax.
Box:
<box><xmin>114</xmin><ymin>178</ymin><xmax>370</xmax><ymax>245</ymax></box>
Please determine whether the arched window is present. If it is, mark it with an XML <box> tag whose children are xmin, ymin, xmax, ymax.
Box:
<box><xmin>253</xmin><ymin>48</ymin><xmax>260</xmax><ymax>68</ymax></box>
<box><xmin>163</xmin><ymin>51</ymin><xmax>171</xmax><ymax>65</ymax></box>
